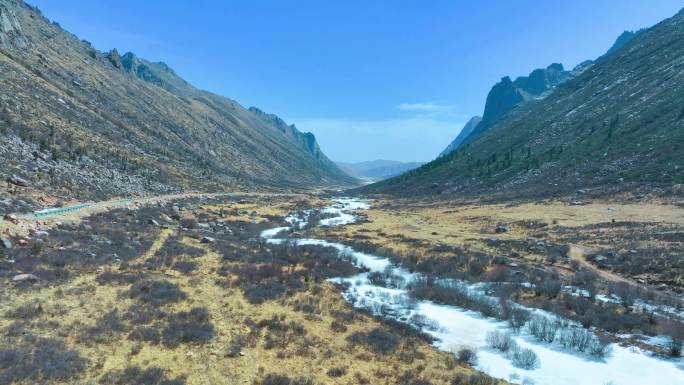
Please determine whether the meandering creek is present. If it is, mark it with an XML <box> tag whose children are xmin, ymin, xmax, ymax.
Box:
<box><xmin>261</xmin><ymin>198</ymin><xmax>684</xmax><ymax>385</ymax></box>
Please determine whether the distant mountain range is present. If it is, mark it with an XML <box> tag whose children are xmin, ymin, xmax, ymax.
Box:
<box><xmin>361</xmin><ymin>9</ymin><xmax>684</xmax><ymax>197</ymax></box>
<box><xmin>336</xmin><ymin>160</ymin><xmax>424</xmax><ymax>181</ymax></box>
<box><xmin>0</xmin><ymin>0</ymin><xmax>355</xmax><ymax>200</ymax></box>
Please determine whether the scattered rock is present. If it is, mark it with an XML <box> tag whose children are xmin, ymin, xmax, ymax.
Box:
<box><xmin>12</xmin><ymin>273</ymin><xmax>39</xmax><ymax>282</ymax></box>
<box><xmin>6</xmin><ymin>175</ymin><xmax>29</xmax><ymax>187</ymax></box>
<box><xmin>197</xmin><ymin>223</ymin><xmax>210</xmax><ymax>230</ymax></box>
<box><xmin>148</xmin><ymin>219</ymin><xmax>160</xmax><ymax>226</ymax></box>
<box><xmin>3</xmin><ymin>213</ymin><xmax>18</xmax><ymax>223</ymax></box>
<box><xmin>570</xmin><ymin>200</ymin><xmax>590</xmax><ymax>206</ymax></box>
<box><xmin>201</xmin><ymin>236</ymin><xmax>215</xmax><ymax>244</ymax></box>
<box><xmin>1</xmin><ymin>237</ymin><xmax>12</xmax><ymax>249</ymax></box>
<box><xmin>495</xmin><ymin>224</ymin><xmax>510</xmax><ymax>233</ymax></box>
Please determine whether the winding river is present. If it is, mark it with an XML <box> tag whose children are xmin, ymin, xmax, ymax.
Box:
<box><xmin>261</xmin><ymin>198</ymin><xmax>684</xmax><ymax>385</ymax></box>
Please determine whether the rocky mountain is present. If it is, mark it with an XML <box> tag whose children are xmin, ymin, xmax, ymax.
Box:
<box><xmin>360</xmin><ymin>8</ymin><xmax>684</xmax><ymax>197</ymax></box>
<box><xmin>0</xmin><ymin>0</ymin><xmax>355</xmax><ymax>201</ymax></box>
<box><xmin>439</xmin><ymin>116</ymin><xmax>481</xmax><ymax>157</ymax></box>
<box><xmin>336</xmin><ymin>160</ymin><xmax>424</xmax><ymax>181</ymax></box>
<box><xmin>605</xmin><ymin>29</ymin><xmax>644</xmax><ymax>55</ymax></box>
<box><xmin>440</xmin><ymin>62</ymin><xmax>590</xmax><ymax>157</ymax></box>
<box><xmin>439</xmin><ymin>29</ymin><xmax>651</xmax><ymax>159</ymax></box>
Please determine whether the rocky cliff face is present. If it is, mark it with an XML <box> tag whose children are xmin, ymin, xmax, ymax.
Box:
<box><xmin>0</xmin><ymin>0</ymin><xmax>355</xmax><ymax>200</ymax></box>
<box><xmin>441</xmin><ymin>63</ymin><xmax>582</xmax><ymax>156</ymax></box>
<box><xmin>0</xmin><ymin>2</ymin><xmax>27</xmax><ymax>48</ymax></box>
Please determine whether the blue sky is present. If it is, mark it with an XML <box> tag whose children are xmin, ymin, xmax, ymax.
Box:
<box><xmin>29</xmin><ymin>1</ymin><xmax>683</xmax><ymax>162</ymax></box>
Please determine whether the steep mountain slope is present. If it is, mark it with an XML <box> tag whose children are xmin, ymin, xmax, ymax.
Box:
<box><xmin>336</xmin><ymin>160</ymin><xmax>424</xmax><ymax>181</ymax></box>
<box><xmin>440</xmin><ymin>62</ymin><xmax>591</xmax><ymax>157</ymax></box>
<box><xmin>439</xmin><ymin>116</ymin><xmax>481</xmax><ymax>157</ymax></box>
<box><xmin>0</xmin><ymin>0</ymin><xmax>355</xmax><ymax>201</ymax></box>
<box><xmin>361</xmin><ymin>9</ymin><xmax>684</xmax><ymax>197</ymax></box>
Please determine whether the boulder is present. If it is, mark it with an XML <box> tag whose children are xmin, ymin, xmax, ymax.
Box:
<box><xmin>12</xmin><ymin>273</ymin><xmax>39</xmax><ymax>282</ymax></box>
<box><xmin>3</xmin><ymin>213</ymin><xmax>18</xmax><ymax>223</ymax></box>
<box><xmin>1</xmin><ymin>237</ymin><xmax>12</xmax><ymax>249</ymax></box>
<box><xmin>495</xmin><ymin>224</ymin><xmax>510</xmax><ymax>233</ymax></box>
<box><xmin>201</xmin><ymin>236</ymin><xmax>215</xmax><ymax>244</ymax></box>
<box><xmin>7</xmin><ymin>175</ymin><xmax>29</xmax><ymax>187</ymax></box>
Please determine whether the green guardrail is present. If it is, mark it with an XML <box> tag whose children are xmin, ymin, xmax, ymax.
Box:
<box><xmin>33</xmin><ymin>204</ymin><xmax>91</xmax><ymax>218</ymax></box>
<box><xmin>28</xmin><ymin>193</ymin><xmax>230</xmax><ymax>219</ymax></box>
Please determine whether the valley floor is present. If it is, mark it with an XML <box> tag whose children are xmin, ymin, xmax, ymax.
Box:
<box><xmin>0</xmin><ymin>193</ymin><xmax>491</xmax><ymax>385</ymax></box>
<box><xmin>1</xmin><ymin>192</ymin><xmax>684</xmax><ymax>385</ymax></box>
<box><xmin>313</xmin><ymin>196</ymin><xmax>684</xmax><ymax>289</ymax></box>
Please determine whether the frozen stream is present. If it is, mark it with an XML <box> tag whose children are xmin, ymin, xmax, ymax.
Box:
<box><xmin>260</xmin><ymin>198</ymin><xmax>684</xmax><ymax>385</ymax></box>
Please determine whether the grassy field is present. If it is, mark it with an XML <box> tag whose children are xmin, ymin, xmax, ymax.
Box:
<box><xmin>0</xmin><ymin>195</ymin><xmax>497</xmax><ymax>385</ymax></box>
<box><xmin>312</xmin><ymin>197</ymin><xmax>684</xmax><ymax>286</ymax></box>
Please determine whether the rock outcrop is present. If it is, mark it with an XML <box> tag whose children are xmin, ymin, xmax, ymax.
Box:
<box><xmin>440</xmin><ymin>116</ymin><xmax>482</xmax><ymax>157</ymax></box>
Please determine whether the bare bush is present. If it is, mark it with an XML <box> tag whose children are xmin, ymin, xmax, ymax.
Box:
<box><xmin>260</xmin><ymin>374</ymin><xmax>314</xmax><ymax>385</ymax></box>
<box><xmin>99</xmin><ymin>366</ymin><xmax>186</xmax><ymax>385</ymax></box>
<box><xmin>588</xmin><ymin>336</ymin><xmax>612</xmax><ymax>358</ymax></box>
<box><xmin>347</xmin><ymin>327</ymin><xmax>400</xmax><ymax>354</ymax></box>
<box><xmin>662</xmin><ymin>319</ymin><xmax>684</xmax><ymax>357</ymax></box>
<box><xmin>451</xmin><ymin>372</ymin><xmax>498</xmax><ymax>385</ymax></box>
<box><xmin>0</xmin><ymin>338</ymin><xmax>88</xmax><ymax>383</ymax></box>
<box><xmin>486</xmin><ymin>330</ymin><xmax>516</xmax><ymax>352</ymax></box>
<box><xmin>608</xmin><ymin>282</ymin><xmax>638</xmax><ymax>309</ymax></box>
<box><xmin>456</xmin><ymin>347</ymin><xmax>478</xmax><ymax>366</ymax></box>
<box><xmin>510</xmin><ymin>347</ymin><xmax>539</xmax><ymax>370</ymax></box>
<box><xmin>528</xmin><ymin>315</ymin><xmax>559</xmax><ymax>343</ymax></box>
<box><xmin>500</xmin><ymin>302</ymin><xmax>530</xmax><ymax>333</ymax></box>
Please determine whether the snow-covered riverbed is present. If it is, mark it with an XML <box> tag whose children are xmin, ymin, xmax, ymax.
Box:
<box><xmin>260</xmin><ymin>198</ymin><xmax>684</xmax><ymax>385</ymax></box>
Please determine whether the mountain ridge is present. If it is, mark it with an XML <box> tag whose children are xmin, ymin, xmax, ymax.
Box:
<box><xmin>0</xmin><ymin>0</ymin><xmax>356</xmax><ymax>200</ymax></box>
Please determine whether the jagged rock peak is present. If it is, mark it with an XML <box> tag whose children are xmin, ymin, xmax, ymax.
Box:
<box><xmin>248</xmin><ymin>106</ymin><xmax>293</xmax><ymax>130</ymax></box>
<box><xmin>106</xmin><ymin>48</ymin><xmax>122</xmax><ymax>68</ymax></box>
<box><xmin>606</xmin><ymin>30</ymin><xmax>645</xmax><ymax>55</ymax></box>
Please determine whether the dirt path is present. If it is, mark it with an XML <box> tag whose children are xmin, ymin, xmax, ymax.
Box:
<box><xmin>568</xmin><ymin>245</ymin><xmax>630</xmax><ymax>283</ymax></box>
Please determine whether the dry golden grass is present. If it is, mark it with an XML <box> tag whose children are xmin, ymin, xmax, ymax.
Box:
<box><xmin>313</xmin><ymin>197</ymin><xmax>684</xmax><ymax>282</ymax></box>
<box><xmin>0</xmin><ymin>203</ymin><xmax>493</xmax><ymax>385</ymax></box>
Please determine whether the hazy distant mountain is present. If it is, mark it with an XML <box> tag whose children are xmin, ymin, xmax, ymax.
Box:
<box><xmin>336</xmin><ymin>160</ymin><xmax>424</xmax><ymax>181</ymax></box>
<box><xmin>0</xmin><ymin>0</ymin><xmax>355</xmax><ymax>199</ymax></box>
<box><xmin>360</xmin><ymin>8</ymin><xmax>684</xmax><ymax>196</ymax></box>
